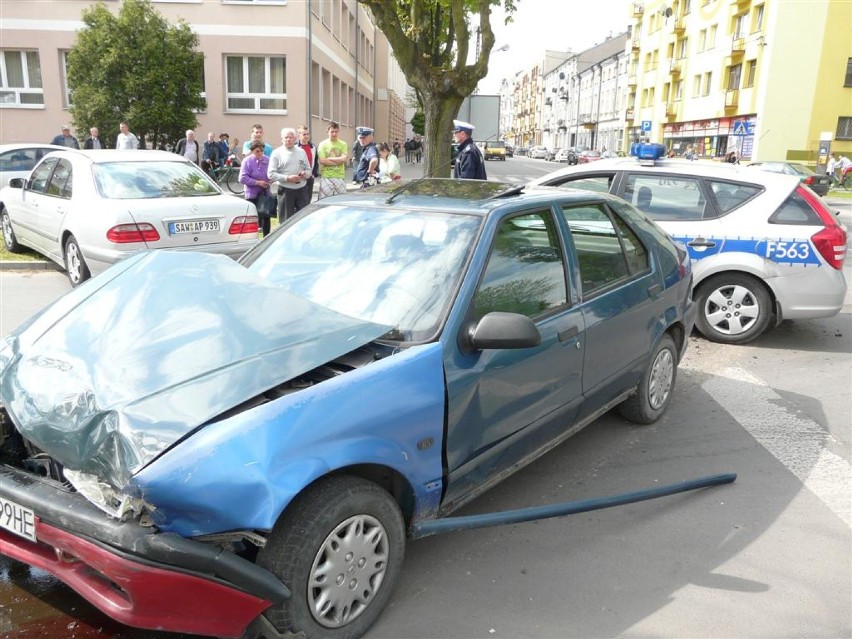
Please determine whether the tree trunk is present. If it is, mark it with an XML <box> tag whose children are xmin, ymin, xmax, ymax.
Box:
<box><xmin>422</xmin><ymin>93</ymin><xmax>465</xmax><ymax>178</ymax></box>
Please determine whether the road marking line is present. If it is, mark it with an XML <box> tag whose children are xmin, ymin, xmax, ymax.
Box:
<box><xmin>688</xmin><ymin>363</ymin><xmax>851</xmax><ymax>526</ymax></box>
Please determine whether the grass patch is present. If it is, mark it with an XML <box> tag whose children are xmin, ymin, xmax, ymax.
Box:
<box><xmin>0</xmin><ymin>233</ymin><xmax>45</xmax><ymax>262</ymax></box>
<box><xmin>827</xmin><ymin>188</ymin><xmax>852</xmax><ymax>200</ymax></box>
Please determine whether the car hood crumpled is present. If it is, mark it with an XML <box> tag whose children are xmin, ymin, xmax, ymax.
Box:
<box><xmin>0</xmin><ymin>251</ymin><xmax>391</xmax><ymax>490</ymax></box>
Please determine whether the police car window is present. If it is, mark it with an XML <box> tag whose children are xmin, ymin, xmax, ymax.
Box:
<box><xmin>623</xmin><ymin>174</ymin><xmax>707</xmax><ymax>221</ymax></box>
<box><xmin>26</xmin><ymin>158</ymin><xmax>58</xmax><ymax>194</ymax></box>
<box><xmin>46</xmin><ymin>159</ymin><xmax>72</xmax><ymax>198</ymax></box>
<box><xmin>0</xmin><ymin>149</ymin><xmax>38</xmax><ymax>172</ymax></box>
<box><xmin>561</xmin><ymin>204</ymin><xmax>639</xmax><ymax>296</ymax></box>
<box><xmin>708</xmin><ymin>180</ymin><xmax>761</xmax><ymax>213</ymax></box>
<box><xmin>474</xmin><ymin>211</ymin><xmax>567</xmax><ymax>320</ymax></box>
<box><xmin>768</xmin><ymin>188</ymin><xmax>823</xmax><ymax>225</ymax></box>
<box><xmin>549</xmin><ymin>174</ymin><xmax>614</xmax><ymax>194</ymax></box>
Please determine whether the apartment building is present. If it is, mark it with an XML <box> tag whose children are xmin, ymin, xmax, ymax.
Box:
<box><xmin>0</xmin><ymin>0</ymin><xmax>409</xmax><ymax>149</ymax></box>
<box><xmin>626</xmin><ymin>0</ymin><xmax>851</xmax><ymax>162</ymax></box>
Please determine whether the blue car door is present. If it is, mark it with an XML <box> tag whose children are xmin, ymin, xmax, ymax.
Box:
<box><xmin>442</xmin><ymin>208</ymin><xmax>585</xmax><ymax>511</ymax></box>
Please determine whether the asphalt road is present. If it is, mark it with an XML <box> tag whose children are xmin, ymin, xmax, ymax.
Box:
<box><xmin>0</xmin><ymin>160</ymin><xmax>850</xmax><ymax>638</ymax></box>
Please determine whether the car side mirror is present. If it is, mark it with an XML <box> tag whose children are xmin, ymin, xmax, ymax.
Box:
<box><xmin>9</xmin><ymin>178</ymin><xmax>24</xmax><ymax>189</ymax></box>
<box><xmin>464</xmin><ymin>312</ymin><xmax>541</xmax><ymax>351</ymax></box>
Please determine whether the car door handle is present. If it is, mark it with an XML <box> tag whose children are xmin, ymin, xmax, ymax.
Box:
<box><xmin>558</xmin><ymin>325</ymin><xmax>580</xmax><ymax>343</ymax></box>
<box><xmin>647</xmin><ymin>283</ymin><xmax>662</xmax><ymax>298</ymax></box>
<box><xmin>688</xmin><ymin>238</ymin><xmax>716</xmax><ymax>248</ymax></box>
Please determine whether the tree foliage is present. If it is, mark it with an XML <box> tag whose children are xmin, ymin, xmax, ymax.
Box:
<box><xmin>410</xmin><ymin>111</ymin><xmax>426</xmax><ymax>136</ymax></box>
<box><xmin>361</xmin><ymin>0</ymin><xmax>516</xmax><ymax>177</ymax></box>
<box><xmin>66</xmin><ymin>0</ymin><xmax>206</xmax><ymax>149</ymax></box>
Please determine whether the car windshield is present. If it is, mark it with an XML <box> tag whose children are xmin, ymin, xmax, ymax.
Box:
<box><xmin>485</xmin><ymin>141</ymin><xmax>505</xmax><ymax>148</ymax></box>
<box><xmin>242</xmin><ymin>205</ymin><xmax>482</xmax><ymax>341</ymax></box>
<box><xmin>93</xmin><ymin>161</ymin><xmax>220</xmax><ymax>199</ymax></box>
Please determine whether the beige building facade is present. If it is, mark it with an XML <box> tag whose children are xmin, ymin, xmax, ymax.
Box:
<box><xmin>0</xmin><ymin>0</ymin><xmax>409</xmax><ymax>149</ymax></box>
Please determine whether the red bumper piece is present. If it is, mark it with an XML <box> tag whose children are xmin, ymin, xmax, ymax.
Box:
<box><xmin>0</xmin><ymin>518</ymin><xmax>271</xmax><ymax>638</ymax></box>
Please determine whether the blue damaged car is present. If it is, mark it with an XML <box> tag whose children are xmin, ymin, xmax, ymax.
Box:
<box><xmin>0</xmin><ymin>179</ymin><xmax>695</xmax><ymax>638</ymax></box>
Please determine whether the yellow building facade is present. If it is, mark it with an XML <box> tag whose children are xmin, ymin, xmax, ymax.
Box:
<box><xmin>627</xmin><ymin>0</ymin><xmax>851</xmax><ymax>164</ymax></box>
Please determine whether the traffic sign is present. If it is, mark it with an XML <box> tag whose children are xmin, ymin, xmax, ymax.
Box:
<box><xmin>732</xmin><ymin>119</ymin><xmax>755</xmax><ymax>136</ymax></box>
<box><xmin>641</xmin><ymin>120</ymin><xmax>652</xmax><ymax>132</ymax></box>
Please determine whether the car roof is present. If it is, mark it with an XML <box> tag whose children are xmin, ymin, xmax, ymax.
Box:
<box><xmin>529</xmin><ymin>156</ymin><xmax>802</xmax><ymax>189</ymax></box>
<box><xmin>320</xmin><ymin>178</ymin><xmax>617</xmax><ymax>216</ymax></box>
<box><xmin>42</xmin><ymin>149</ymin><xmax>192</xmax><ymax>164</ymax></box>
<box><xmin>0</xmin><ymin>143</ymin><xmax>67</xmax><ymax>153</ymax></box>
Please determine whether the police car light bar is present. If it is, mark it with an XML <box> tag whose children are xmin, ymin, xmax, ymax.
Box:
<box><xmin>630</xmin><ymin>143</ymin><xmax>667</xmax><ymax>165</ymax></box>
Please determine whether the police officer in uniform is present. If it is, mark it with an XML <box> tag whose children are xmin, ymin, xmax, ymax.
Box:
<box><xmin>452</xmin><ymin>120</ymin><xmax>487</xmax><ymax>180</ymax></box>
<box><xmin>354</xmin><ymin>126</ymin><xmax>380</xmax><ymax>187</ymax></box>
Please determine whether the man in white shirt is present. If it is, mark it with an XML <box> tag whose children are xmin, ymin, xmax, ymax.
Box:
<box><xmin>115</xmin><ymin>122</ymin><xmax>139</xmax><ymax>150</ymax></box>
<box><xmin>174</xmin><ymin>130</ymin><xmax>199</xmax><ymax>164</ymax></box>
<box><xmin>267</xmin><ymin>127</ymin><xmax>310</xmax><ymax>224</ymax></box>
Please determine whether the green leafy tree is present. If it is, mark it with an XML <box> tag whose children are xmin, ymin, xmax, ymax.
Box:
<box><xmin>361</xmin><ymin>0</ymin><xmax>516</xmax><ymax>177</ymax></box>
<box><xmin>410</xmin><ymin>110</ymin><xmax>426</xmax><ymax>136</ymax></box>
<box><xmin>66</xmin><ymin>0</ymin><xmax>206</xmax><ymax>150</ymax></box>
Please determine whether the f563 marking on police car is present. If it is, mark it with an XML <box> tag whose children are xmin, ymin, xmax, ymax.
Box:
<box><xmin>764</xmin><ymin>240</ymin><xmax>813</xmax><ymax>264</ymax></box>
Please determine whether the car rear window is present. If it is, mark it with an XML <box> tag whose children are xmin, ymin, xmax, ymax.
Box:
<box><xmin>707</xmin><ymin>180</ymin><xmax>762</xmax><ymax>213</ymax></box>
<box><xmin>769</xmin><ymin>188</ymin><xmax>824</xmax><ymax>225</ymax></box>
<box><xmin>93</xmin><ymin>161</ymin><xmax>220</xmax><ymax>199</ymax></box>
<box><xmin>623</xmin><ymin>174</ymin><xmax>708</xmax><ymax>221</ymax></box>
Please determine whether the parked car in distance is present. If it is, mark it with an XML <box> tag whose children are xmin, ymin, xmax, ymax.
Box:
<box><xmin>505</xmin><ymin>144</ymin><xmax>514</xmax><ymax>157</ymax></box>
<box><xmin>746</xmin><ymin>161</ymin><xmax>831</xmax><ymax>196</ymax></box>
<box><xmin>546</xmin><ymin>147</ymin><xmax>561</xmax><ymax>161</ymax></box>
<box><xmin>0</xmin><ymin>149</ymin><xmax>259</xmax><ymax>286</ymax></box>
<box><xmin>515</xmin><ymin>146</ymin><xmax>529</xmax><ymax>157</ymax></box>
<box><xmin>483</xmin><ymin>140</ymin><xmax>507</xmax><ymax>161</ymax></box>
<box><xmin>0</xmin><ymin>143</ymin><xmax>66</xmax><ymax>188</ymax></box>
<box><xmin>530</xmin><ymin>145</ymin><xmax>848</xmax><ymax>344</ymax></box>
<box><xmin>554</xmin><ymin>148</ymin><xmax>573</xmax><ymax>163</ymax></box>
<box><xmin>578</xmin><ymin>149</ymin><xmax>602</xmax><ymax>164</ymax></box>
<box><xmin>528</xmin><ymin>145</ymin><xmax>549</xmax><ymax>159</ymax></box>
<box><xmin>563</xmin><ymin>147</ymin><xmax>589</xmax><ymax>165</ymax></box>
<box><xmin>0</xmin><ymin>178</ymin><xmax>696</xmax><ymax>639</ymax></box>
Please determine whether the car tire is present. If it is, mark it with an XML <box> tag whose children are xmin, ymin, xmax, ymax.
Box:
<box><xmin>256</xmin><ymin>475</ymin><xmax>405</xmax><ymax>639</ymax></box>
<box><xmin>694</xmin><ymin>273</ymin><xmax>772</xmax><ymax>344</ymax></box>
<box><xmin>618</xmin><ymin>333</ymin><xmax>677</xmax><ymax>425</ymax></box>
<box><xmin>1</xmin><ymin>207</ymin><xmax>22</xmax><ymax>253</ymax></box>
<box><xmin>64</xmin><ymin>235</ymin><xmax>91</xmax><ymax>287</ymax></box>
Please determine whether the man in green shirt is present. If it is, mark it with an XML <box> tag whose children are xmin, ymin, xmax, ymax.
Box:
<box><xmin>317</xmin><ymin>121</ymin><xmax>350</xmax><ymax>199</ymax></box>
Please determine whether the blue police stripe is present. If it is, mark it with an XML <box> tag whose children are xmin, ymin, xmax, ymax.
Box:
<box><xmin>672</xmin><ymin>236</ymin><xmax>822</xmax><ymax>266</ymax></box>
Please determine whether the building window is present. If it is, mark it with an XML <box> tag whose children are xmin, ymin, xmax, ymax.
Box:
<box><xmin>733</xmin><ymin>13</ymin><xmax>747</xmax><ymax>39</ymax></box>
<box><xmin>845</xmin><ymin>58</ymin><xmax>852</xmax><ymax>87</ymax></box>
<box><xmin>702</xmin><ymin>71</ymin><xmax>712</xmax><ymax>96</ymax></box>
<box><xmin>837</xmin><ymin>117</ymin><xmax>852</xmax><ymax>141</ymax></box>
<box><xmin>60</xmin><ymin>50</ymin><xmax>72</xmax><ymax>108</ymax></box>
<box><xmin>752</xmin><ymin>4</ymin><xmax>764</xmax><ymax>32</ymax></box>
<box><xmin>225</xmin><ymin>55</ymin><xmax>286</xmax><ymax>112</ymax></box>
<box><xmin>0</xmin><ymin>50</ymin><xmax>43</xmax><ymax>107</ymax></box>
<box><xmin>698</xmin><ymin>29</ymin><xmax>706</xmax><ymax>52</ymax></box>
<box><xmin>674</xmin><ymin>79</ymin><xmax>684</xmax><ymax>100</ymax></box>
<box><xmin>692</xmin><ymin>74</ymin><xmax>701</xmax><ymax>97</ymax></box>
<box><xmin>728</xmin><ymin>64</ymin><xmax>742</xmax><ymax>91</ymax></box>
<box><xmin>708</xmin><ymin>24</ymin><xmax>717</xmax><ymax>48</ymax></box>
<box><xmin>745</xmin><ymin>59</ymin><xmax>757</xmax><ymax>87</ymax></box>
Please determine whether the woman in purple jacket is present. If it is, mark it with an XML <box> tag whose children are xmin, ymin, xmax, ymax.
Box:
<box><xmin>239</xmin><ymin>140</ymin><xmax>273</xmax><ymax>236</ymax></box>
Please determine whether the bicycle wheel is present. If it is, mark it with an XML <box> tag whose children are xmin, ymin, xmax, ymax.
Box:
<box><xmin>225</xmin><ymin>168</ymin><xmax>242</xmax><ymax>194</ymax></box>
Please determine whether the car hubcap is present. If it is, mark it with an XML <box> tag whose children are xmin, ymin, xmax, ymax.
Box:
<box><xmin>66</xmin><ymin>243</ymin><xmax>81</xmax><ymax>283</ymax></box>
<box><xmin>309</xmin><ymin>514</ymin><xmax>388</xmax><ymax>628</ymax></box>
<box><xmin>704</xmin><ymin>284</ymin><xmax>760</xmax><ymax>336</ymax></box>
<box><xmin>648</xmin><ymin>347</ymin><xmax>674</xmax><ymax>410</ymax></box>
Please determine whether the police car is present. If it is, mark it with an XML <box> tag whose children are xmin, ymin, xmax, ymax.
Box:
<box><xmin>530</xmin><ymin>144</ymin><xmax>848</xmax><ymax>344</ymax></box>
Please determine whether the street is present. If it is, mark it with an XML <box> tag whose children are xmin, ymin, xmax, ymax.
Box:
<box><xmin>0</xmin><ymin>159</ymin><xmax>850</xmax><ymax>638</ymax></box>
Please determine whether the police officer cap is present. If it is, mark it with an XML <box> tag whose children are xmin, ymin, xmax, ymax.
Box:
<box><xmin>356</xmin><ymin>126</ymin><xmax>374</xmax><ymax>136</ymax></box>
<box><xmin>452</xmin><ymin>120</ymin><xmax>475</xmax><ymax>133</ymax></box>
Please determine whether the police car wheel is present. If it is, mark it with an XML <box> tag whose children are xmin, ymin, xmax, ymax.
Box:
<box><xmin>256</xmin><ymin>475</ymin><xmax>405</xmax><ymax>638</ymax></box>
<box><xmin>694</xmin><ymin>273</ymin><xmax>772</xmax><ymax>344</ymax></box>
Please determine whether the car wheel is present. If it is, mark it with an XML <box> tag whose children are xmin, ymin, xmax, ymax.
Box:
<box><xmin>618</xmin><ymin>333</ymin><xmax>677</xmax><ymax>424</ymax></box>
<box><xmin>1</xmin><ymin>207</ymin><xmax>22</xmax><ymax>253</ymax></box>
<box><xmin>694</xmin><ymin>273</ymin><xmax>772</xmax><ymax>344</ymax></box>
<box><xmin>256</xmin><ymin>475</ymin><xmax>405</xmax><ymax>638</ymax></box>
<box><xmin>64</xmin><ymin>235</ymin><xmax>91</xmax><ymax>287</ymax></box>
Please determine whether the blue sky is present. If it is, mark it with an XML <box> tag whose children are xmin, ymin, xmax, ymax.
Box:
<box><xmin>478</xmin><ymin>0</ymin><xmax>633</xmax><ymax>93</ymax></box>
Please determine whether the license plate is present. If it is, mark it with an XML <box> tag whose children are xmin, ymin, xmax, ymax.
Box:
<box><xmin>0</xmin><ymin>496</ymin><xmax>36</xmax><ymax>542</ymax></box>
<box><xmin>168</xmin><ymin>219</ymin><xmax>221</xmax><ymax>235</ymax></box>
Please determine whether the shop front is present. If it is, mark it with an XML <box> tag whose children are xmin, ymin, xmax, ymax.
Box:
<box><xmin>662</xmin><ymin>115</ymin><xmax>757</xmax><ymax>160</ymax></box>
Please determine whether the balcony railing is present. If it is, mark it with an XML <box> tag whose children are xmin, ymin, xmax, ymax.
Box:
<box><xmin>725</xmin><ymin>89</ymin><xmax>739</xmax><ymax>109</ymax></box>
<box><xmin>632</xmin><ymin>3</ymin><xmax>644</xmax><ymax>17</ymax></box>
<box><xmin>625</xmin><ymin>108</ymin><xmax>635</xmax><ymax>121</ymax></box>
<box><xmin>730</xmin><ymin>35</ymin><xmax>746</xmax><ymax>56</ymax></box>
<box><xmin>579</xmin><ymin>113</ymin><xmax>597</xmax><ymax>127</ymax></box>
<box><xmin>669</xmin><ymin>59</ymin><xmax>682</xmax><ymax>75</ymax></box>
<box><xmin>665</xmin><ymin>101</ymin><xmax>677</xmax><ymax>118</ymax></box>
<box><xmin>672</xmin><ymin>16</ymin><xmax>685</xmax><ymax>33</ymax></box>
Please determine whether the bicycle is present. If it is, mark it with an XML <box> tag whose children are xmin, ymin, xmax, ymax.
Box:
<box><xmin>210</xmin><ymin>157</ymin><xmax>242</xmax><ymax>194</ymax></box>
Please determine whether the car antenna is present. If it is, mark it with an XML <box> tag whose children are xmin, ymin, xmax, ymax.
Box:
<box><xmin>385</xmin><ymin>131</ymin><xmax>501</xmax><ymax>205</ymax></box>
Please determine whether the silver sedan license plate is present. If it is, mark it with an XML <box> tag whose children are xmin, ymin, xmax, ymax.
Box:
<box><xmin>169</xmin><ymin>219</ymin><xmax>221</xmax><ymax>235</ymax></box>
<box><xmin>0</xmin><ymin>496</ymin><xmax>36</xmax><ymax>542</ymax></box>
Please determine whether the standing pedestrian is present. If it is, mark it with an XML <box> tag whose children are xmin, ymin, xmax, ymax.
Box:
<box><xmin>115</xmin><ymin>122</ymin><xmax>139</xmax><ymax>149</ymax></box>
<box><xmin>239</xmin><ymin>140</ymin><xmax>273</xmax><ymax>237</ymax></box>
<box><xmin>51</xmin><ymin>125</ymin><xmax>79</xmax><ymax>149</ymax></box>
<box><xmin>452</xmin><ymin>120</ymin><xmax>487</xmax><ymax>180</ymax></box>
<box><xmin>296</xmin><ymin>125</ymin><xmax>319</xmax><ymax>210</ymax></box>
<box><xmin>267</xmin><ymin>127</ymin><xmax>310</xmax><ymax>224</ymax></box>
<box><xmin>83</xmin><ymin>127</ymin><xmax>103</xmax><ymax>150</ymax></box>
<box><xmin>826</xmin><ymin>153</ymin><xmax>838</xmax><ymax>186</ymax></box>
<box><xmin>353</xmin><ymin>127</ymin><xmax>379</xmax><ymax>187</ymax></box>
<box><xmin>200</xmin><ymin>132</ymin><xmax>221</xmax><ymax>177</ymax></box>
<box><xmin>174</xmin><ymin>130</ymin><xmax>200</xmax><ymax>164</ymax></box>
<box><xmin>242</xmin><ymin>124</ymin><xmax>274</xmax><ymax>157</ymax></box>
<box><xmin>317</xmin><ymin>121</ymin><xmax>349</xmax><ymax>199</ymax></box>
